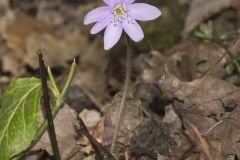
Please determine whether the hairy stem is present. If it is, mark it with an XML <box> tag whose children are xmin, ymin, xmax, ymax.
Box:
<box><xmin>110</xmin><ymin>36</ymin><xmax>132</xmax><ymax>154</ymax></box>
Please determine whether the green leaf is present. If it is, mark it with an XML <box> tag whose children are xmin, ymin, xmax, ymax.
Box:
<box><xmin>0</xmin><ymin>78</ymin><xmax>42</xmax><ymax>160</ymax></box>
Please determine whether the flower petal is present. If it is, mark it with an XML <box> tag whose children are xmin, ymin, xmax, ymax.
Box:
<box><xmin>103</xmin><ymin>0</ymin><xmax>120</xmax><ymax>7</ymax></box>
<box><xmin>84</xmin><ymin>6</ymin><xmax>111</xmax><ymax>25</ymax></box>
<box><xmin>90</xmin><ymin>16</ymin><xmax>111</xmax><ymax>34</ymax></box>
<box><xmin>123</xmin><ymin>0</ymin><xmax>135</xmax><ymax>4</ymax></box>
<box><xmin>128</xmin><ymin>3</ymin><xmax>161</xmax><ymax>21</ymax></box>
<box><xmin>123</xmin><ymin>20</ymin><xmax>144</xmax><ymax>42</ymax></box>
<box><xmin>104</xmin><ymin>23</ymin><xmax>123</xmax><ymax>50</ymax></box>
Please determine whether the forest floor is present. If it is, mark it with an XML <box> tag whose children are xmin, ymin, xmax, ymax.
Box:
<box><xmin>0</xmin><ymin>0</ymin><xmax>240</xmax><ymax>159</ymax></box>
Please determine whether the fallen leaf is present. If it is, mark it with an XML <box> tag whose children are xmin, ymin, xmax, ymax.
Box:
<box><xmin>33</xmin><ymin>104</ymin><xmax>79</xmax><ymax>159</ymax></box>
<box><xmin>166</xmin><ymin>42</ymin><xmax>229</xmax><ymax>81</ymax></box>
<box><xmin>134</xmin><ymin>42</ymin><xmax>228</xmax><ymax>83</ymax></box>
<box><xmin>103</xmin><ymin>93</ymin><xmax>143</xmax><ymax>157</ymax></box>
<box><xmin>208</xmin><ymin>106</ymin><xmax>240</xmax><ymax>157</ymax></box>
<box><xmin>2</xmin><ymin>13</ymin><xmax>54</xmax><ymax>59</ymax></box>
<box><xmin>2</xmin><ymin>13</ymin><xmax>89</xmax><ymax>69</ymax></box>
<box><xmin>158</xmin><ymin>68</ymin><xmax>240</xmax><ymax>117</ymax></box>
<box><xmin>183</xmin><ymin>0</ymin><xmax>235</xmax><ymax>37</ymax></box>
<box><xmin>25</xmin><ymin>30</ymin><xmax>88</xmax><ymax>68</ymax></box>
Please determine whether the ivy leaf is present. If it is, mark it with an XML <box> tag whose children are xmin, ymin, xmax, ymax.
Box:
<box><xmin>0</xmin><ymin>78</ymin><xmax>42</xmax><ymax>160</ymax></box>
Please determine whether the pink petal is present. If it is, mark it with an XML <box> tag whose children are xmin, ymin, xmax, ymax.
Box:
<box><xmin>90</xmin><ymin>16</ymin><xmax>111</xmax><ymax>34</ymax></box>
<box><xmin>123</xmin><ymin>0</ymin><xmax>135</xmax><ymax>4</ymax></box>
<box><xmin>104</xmin><ymin>23</ymin><xmax>123</xmax><ymax>50</ymax></box>
<box><xmin>123</xmin><ymin>20</ymin><xmax>144</xmax><ymax>42</ymax></box>
<box><xmin>128</xmin><ymin>3</ymin><xmax>161</xmax><ymax>21</ymax></box>
<box><xmin>103</xmin><ymin>0</ymin><xmax>121</xmax><ymax>7</ymax></box>
<box><xmin>84</xmin><ymin>6</ymin><xmax>111</xmax><ymax>25</ymax></box>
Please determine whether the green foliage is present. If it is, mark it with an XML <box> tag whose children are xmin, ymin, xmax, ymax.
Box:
<box><xmin>0</xmin><ymin>78</ymin><xmax>42</xmax><ymax>160</ymax></box>
<box><xmin>225</xmin><ymin>56</ymin><xmax>240</xmax><ymax>85</ymax></box>
<box><xmin>194</xmin><ymin>21</ymin><xmax>213</xmax><ymax>42</ymax></box>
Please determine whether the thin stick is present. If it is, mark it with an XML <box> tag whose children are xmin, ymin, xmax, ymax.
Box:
<box><xmin>205</xmin><ymin>120</ymin><xmax>223</xmax><ymax>135</ymax></box>
<box><xmin>110</xmin><ymin>36</ymin><xmax>132</xmax><ymax>154</ymax></box>
<box><xmin>78</xmin><ymin>117</ymin><xmax>116</xmax><ymax>160</ymax></box>
<box><xmin>187</xmin><ymin>121</ymin><xmax>213</xmax><ymax>160</ymax></box>
<box><xmin>38</xmin><ymin>51</ymin><xmax>61</xmax><ymax>160</ymax></box>
<box><xmin>33</xmin><ymin>59</ymin><xmax>76</xmax><ymax>147</ymax></box>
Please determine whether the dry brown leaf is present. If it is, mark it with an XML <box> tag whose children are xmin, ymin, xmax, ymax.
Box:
<box><xmin>103</xmin><ymin>93</ymin><xmax>143</xmax><ymax>156</ymax></box>
<box><xmin>25</xmin><ymin>30</ymin><xmax>88</xmax><ymax>68</ymax></box>
<box><xmin>163</xmin><ymin>104</ymin><xmax>182</xmax><ymax>132</ymax></box>
<box><xmin>163</xmin><ymin>104</ymin><xmax>215</xmax><ymax>160</ymax></box>
<box><xmin>2</xmin><ymin>13</ymin><xmax>89</xmax><ymax>69</ymax></box>
<box><xmin>208</xmin><ymin>106</ymin><xmax>240</xmax><ymax>157</ymax></box>
<box><xmin>2</xmin><ymin>13</ymin><xmax>54</xmax><ymax>59</ymax></box>
<box><xmin>158</xmin><ymin>68</ymin><xmax>240</xmax><ymax>117</ymax></box>
<box><xmin>166</xmin><ymin>42</ymin><xmax>229</xmax><ymax>81</ymax></box>
<box><xmin>134</xmin><ymin>43</ymin><xmax>228</xmax><ymax>84</ymax></box>
<box><xmin>33</xmin><ymin>105</ymin><xmax>79</xmax><ymax>159</ymax></box>
<box><xmin>183</xmin><ymin>0</ymin><xmax>236</xmax><ymax>37</ymax></box>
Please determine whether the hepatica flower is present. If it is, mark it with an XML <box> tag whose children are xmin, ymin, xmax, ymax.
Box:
<box><xmin>84</xmin><ymin>0</ymin><xmax>161</xmax><ymax>50</ymax></box>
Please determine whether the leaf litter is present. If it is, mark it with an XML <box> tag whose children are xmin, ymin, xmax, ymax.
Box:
<box><xmin>0</xmin><ymin>0</ymin><xmax>240</xmax><ymax>159</ymax></box>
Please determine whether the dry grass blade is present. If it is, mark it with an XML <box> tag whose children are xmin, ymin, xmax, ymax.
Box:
<box><xmin>187</xmin><ymin>121</ymin><xmax>213</xmax><ymax>160</ymax></box>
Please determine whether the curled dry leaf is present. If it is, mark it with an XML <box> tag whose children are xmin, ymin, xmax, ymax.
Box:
<box><xmin>162</xmin><ymin>105</ymin><xmax>192</xmax><ymax>160</ymax></box>
<box><xmin>165</xmin><ymin>42</ymin><xmax>229</xmax><ymax>81</ymax></box>
<box><xmin>103</xmin><ymin>93</ymin><xmax>143</xmax><ymax>156</ymax></box>
<box><xmin>158</xmin><ymin>68</ymin><xmax>240</xmax><ymax>117</ymax></box>
<box><xmin>134</xmin><ymin>42</ymin><xmax>228</xmax><ymax>83</ymax></box>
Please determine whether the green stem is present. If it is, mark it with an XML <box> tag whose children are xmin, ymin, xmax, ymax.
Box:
<box><xmin>61</xmin><ymin>59</ymin><xmax>76</xmax><ymax>98</ymax></box>
<box><xmin>140</xmin><ymin>106</ymin><xmax>151</xmax><ymax>118</ymax></box>
<box><xmin>31</xmin><ymin>60</ymin><xmax>76</xmax><ymax>148</ymax></box>
<box><xmin>233</xmin><ymin>59</ymin><xmax>240</xmax><ymax>74</ymax></box>
<box><xmin>47</xmin><ymin>66</ymin><xmax>60</xmax><ymax>96</ymax></box>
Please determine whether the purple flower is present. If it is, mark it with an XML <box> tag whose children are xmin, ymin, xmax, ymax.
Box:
<box><xmin>84</xmin><ymin>0</ymin><xmax>161</xmax><ymax>50</ymax></box>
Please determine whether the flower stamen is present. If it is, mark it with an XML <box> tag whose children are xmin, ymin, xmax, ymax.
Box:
<box><xmin>112</xmin><ymin>3</ymin><xmax>133</xmax><ymax>25</ymax></box>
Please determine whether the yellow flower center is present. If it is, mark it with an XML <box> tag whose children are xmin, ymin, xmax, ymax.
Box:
<box><xmin>112</xmin><ymin>4</ymin><xmax>133</xmax><ymax>25</ymax></box>
<box><xmin>113</xmin><ymin>4</ymin><xmax>127</xmax><ymax>17</ymax></box>
<box><xmin>114</xmin><ymin>7</ymin><xmax>123</xmax><ymax>16</ymax></box>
